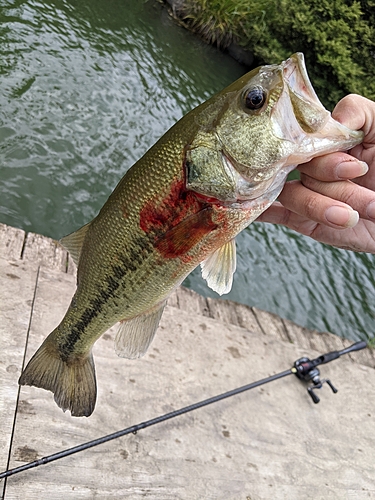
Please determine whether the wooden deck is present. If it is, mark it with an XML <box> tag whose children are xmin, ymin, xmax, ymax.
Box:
<box><xmin>1</xmin><ymin>222</ymin><xmax>375</xmax><ymax>499</ymax></box>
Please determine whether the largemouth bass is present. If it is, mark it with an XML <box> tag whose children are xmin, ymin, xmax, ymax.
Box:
<box><xmin>19</xmin><ymin>53</ymin><xmax>363</xmax><ymax>416</ymax></box>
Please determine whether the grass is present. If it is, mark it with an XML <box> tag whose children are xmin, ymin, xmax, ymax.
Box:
<box><xmin>176</xmin><ymin>0</ymin><xmax>375</xmax><ymax>109</ymax></box>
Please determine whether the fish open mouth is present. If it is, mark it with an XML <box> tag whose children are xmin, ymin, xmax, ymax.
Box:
<box><xmin>274</xmin><ymin>52</ymin><xmax>363</xmax><ymax>163</ymax></box>
<box><xmin>281</xmin><ymin>53</ymin><xmax>331</xmax><ymax>134</ymax></box>
<box><xmin>283</xmin><ymin>53</ymin><xmax>323</xmax><ymax>109</ymax></box>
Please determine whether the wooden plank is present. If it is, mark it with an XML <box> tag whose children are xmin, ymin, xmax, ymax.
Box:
<box><xmin>22</xmin><ymin>232</ymin><xmax>69</xmax><ymax>274</ymax></box>
<box><xmin>168</xmin><ymin>287</ymin><xmax>262</xmax><ymax>335</ymax></box>
<box><xmin>0</xmin><ymin>223</ymin><xmax>25</xmax><ymax>260</ymax></box>
<box><xmin>348</xmin><ymin>343</ymin><xmax>375</xmax><ymax>369</ymax></box>
<box><xmin>306</xmin><ymin>328</ymin><xmax>329</xmax><ymax>354</ymax></box>
<box><xmin>4</xmin><ymin>266</ymin><xmax>375</xmax><ymax>498</ymax></box>
<box><xmin>206</xmin><ymin>296</ymin><xmax>239</xmax><ymax>325</ymax></box>
<box><xmin>282</xmin><ymin>317</ymin><xmax>314</xmax><ymax>351</ymax></box>
<box><xmin>228</xmin><ymin>301</ymin><xmax>263</xmax><ymax>333</ymax></box>
<box><xmin>168</xmin><ymin>286</ymin><xmax>210</xmax><ymax>316</ymax></box>
<box><xmin>252</xmin><ymin>306</ymin><xmax>289</xmax><ymax>342</ymax></box>
<box><xmin>0</xmin><ymin>223</ymin><xmax>76</xmax><ymax>275</ymax></box>
<box><xmin>0</xmin><ymin>258</ymin><xmax>39</xmax><ymax>488</ymax></box>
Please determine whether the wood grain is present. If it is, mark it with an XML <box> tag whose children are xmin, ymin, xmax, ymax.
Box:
<box><xmin>1</xmin><ymin>222</ymin><xmax>374</xmax><ymax>499</ymax></box>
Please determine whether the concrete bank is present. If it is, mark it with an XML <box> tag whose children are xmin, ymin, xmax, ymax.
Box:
<box><xmin>0</xmin><ymin>222</ymin><xmax>374</xmax><ymax>499</ymax></box>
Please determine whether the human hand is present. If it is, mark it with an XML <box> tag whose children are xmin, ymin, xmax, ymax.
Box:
<box><xmin>257</xmin><ymin>94</ymin><xmax>375</xmax><ymax>253</ymax></box>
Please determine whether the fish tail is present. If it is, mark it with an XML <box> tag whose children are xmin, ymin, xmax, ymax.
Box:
<box><xmin>19</xmin><ymin>332</ymin><xmax>97</xmax><ymax>417</ymax></box>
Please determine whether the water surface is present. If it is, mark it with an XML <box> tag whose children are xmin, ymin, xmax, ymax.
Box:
<box><xmin>0</xmin><ymin>0</ymin><xmax>374</xmax><ymax>342</ymax></box>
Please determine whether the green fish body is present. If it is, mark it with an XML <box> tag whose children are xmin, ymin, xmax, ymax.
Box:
<box><xmin>19</xmin><ymin>54</ymin><xmax>363</xmax><ymax>416</ymax></box>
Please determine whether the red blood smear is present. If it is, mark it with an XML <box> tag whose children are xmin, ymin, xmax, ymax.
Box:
<box><xmin>155</xmin><ymin>208</ymin><xmax>217</xmax><ymax>259</ymax></box>
<box><xmin>139</xmin><ymin>178</ymin><xmax>217</xmax><ymax>259</ymax></box>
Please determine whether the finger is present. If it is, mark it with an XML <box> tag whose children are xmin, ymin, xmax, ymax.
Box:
<box><xmin>277</xmin><ymin>180</ymin><xmax>359</xmax><ymax>229</ymax></box>
<box><xmin>256</xmin><ymin>201</ymin><xmax>289</xmax><ymax>225</ymax></box>
<box><xmin>256</xmin><ymin>199</ymin><xmax>352</xmax><ymax>239</ymax></box>
<box><xmin>298</xmin><ymin>153</ymin><xmax>368</xmax><ymax>181</ymax></box>
<box><xmin>256</xmin><ymin>201</ymin><xmax>320</xmax><ymax>236</ymax></box>
<box><xmin>301</xmin><ymin>174</ymin><xmax>375</xmax><ymax>222</ymax></box>
<box><xmin>259</xmin><ymin>202</ymin><xmax>375</xmax><ymax>253</ymax></box>
<box><xmin>332</xmin><ymin>94</ymin><xmax>375</xmax><ymax>138</ymax></box>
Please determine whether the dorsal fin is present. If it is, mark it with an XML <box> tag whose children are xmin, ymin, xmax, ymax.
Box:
<box><xmin>115</xmin><ymin>302</ymin><xmax>166</xmax><ymax>359</ymax></box>
<box><xmin>60</xmin><ymin>222</ymin><xmax>91</xmax><ymax>267</ymax></box>
<box><xmin>200</xmin><ymin>239</ymin><xmax>236</xmax><ymax>295</ymax></box>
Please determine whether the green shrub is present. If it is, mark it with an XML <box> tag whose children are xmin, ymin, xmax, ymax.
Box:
<box><xmin>180</xmin><ymin>0</ymin><xmax>375</xmax><ymax>109</ymax></box>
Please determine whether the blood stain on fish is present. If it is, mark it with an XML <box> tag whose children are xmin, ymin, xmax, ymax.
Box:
<box><xmin>139</xmin><ymin>178</ymin><xmax>216</xmax><ymax>260</ymax></box>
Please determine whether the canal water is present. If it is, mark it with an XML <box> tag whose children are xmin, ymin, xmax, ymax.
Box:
<box><xmin>0</xmin><ymin>0</ymin><xmax>374</xmax><ymax>342</ymax></box>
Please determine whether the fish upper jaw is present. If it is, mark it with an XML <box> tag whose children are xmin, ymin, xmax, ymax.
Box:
<box><xmin>272</xmin><ymin>53</ymin><xmax>364</xmax><ymax>163</ymax></box>
<box><xmin>283</xmin><ymin>53</ymin><xmax>323</xmax><ymax>110</ymax></box>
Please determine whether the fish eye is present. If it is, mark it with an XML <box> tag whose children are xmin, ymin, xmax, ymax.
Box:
<box><xmin>244</xmin><ymin>87</ymin><xmax>267</xmax><ymax>111</ymax></box>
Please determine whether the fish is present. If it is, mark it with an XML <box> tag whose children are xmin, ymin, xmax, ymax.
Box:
<box><xmin>19</xmin><ymin>53</ymin><xmax>363</xmax><ymax>417</ymax></box>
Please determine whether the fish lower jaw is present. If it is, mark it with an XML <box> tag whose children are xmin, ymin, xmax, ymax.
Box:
<box><xmin>220</xmin><ymin>150</ymin><xmax>273</xmax><ymax>201</ymax></box>
<box><xmin>290</xmin><ymin>116</ymin><xmax>364</xmax><ymax>164</ymax></box>
<box><xmin>203</xmin><ymin>167</ymin><xmax>294</xmax><ymax>212</ymax></box>
<box><xmin>221</xmin><ymin>149</ymin><xmax>295</xmax><ymax>203</ymax></box>
<box><xmin>231</xmin><ymin>164</ymin><xmax>295</xmax><ymax>210</ymax></box>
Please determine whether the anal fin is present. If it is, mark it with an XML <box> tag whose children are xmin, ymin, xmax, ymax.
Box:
<box><xmin>115</xmin><ymin>302</ymin><xmax>166</xmax><ymax>359</ymax></box>
<box><xmin>200</xmin><ymin>238</ymin><xmax>236</xmax><ymax>295</ymax></box>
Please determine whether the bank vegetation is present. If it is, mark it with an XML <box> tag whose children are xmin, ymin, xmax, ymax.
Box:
<box><xmin>173</xmin><ymin>0</ymin><xmax>375</xmax><ymax>109</ymax></box>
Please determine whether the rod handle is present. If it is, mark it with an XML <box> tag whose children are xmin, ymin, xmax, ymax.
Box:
<box><xmin>339</xmin><ymin>340</ymin><xmax>367</xmax><ymax>356</ymax></box>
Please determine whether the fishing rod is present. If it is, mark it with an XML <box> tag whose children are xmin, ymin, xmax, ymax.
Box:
<box><xmin>0</xmin><ymin>340</ymin><xmax>367</xmax><ymax>481</ymax></box>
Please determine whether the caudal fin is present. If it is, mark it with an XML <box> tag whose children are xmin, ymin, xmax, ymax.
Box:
<box><xmin>19</xmin><ymin>335</ymin><xmax>97</xmax><ymax>417</ymax></box>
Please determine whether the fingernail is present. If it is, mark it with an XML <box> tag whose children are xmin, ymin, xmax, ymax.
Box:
<box><xmin>337</xmin><ymin>161</ymin><xmax>368</xmax><ymax>179</ymax></box>
<box><xmin>367</xmin><ymin>201</ymin><xmax>375</xmax><ymax>221</ymax></box>
<box><xmin>325</xmin><ymin>206</ymin><xmax>359</xmax><ymax>227</ymax></box>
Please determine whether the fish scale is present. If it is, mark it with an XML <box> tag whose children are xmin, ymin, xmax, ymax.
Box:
<box><xmin>19</xmin><ymin>54</ymin><xmax>363</xmax><ymax>416</ymax></box>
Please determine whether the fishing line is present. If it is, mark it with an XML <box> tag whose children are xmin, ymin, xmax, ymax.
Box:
<box><xmin>0</xmin><ymin>340</ymin><xmax>367</xmax><ymax>481</ymax></box>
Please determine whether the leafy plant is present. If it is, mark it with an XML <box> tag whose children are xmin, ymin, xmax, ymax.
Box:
<box><xmin>178</xmin><ymin>0</ymin><xmax>375</xmax><ymax>109</ymax></box>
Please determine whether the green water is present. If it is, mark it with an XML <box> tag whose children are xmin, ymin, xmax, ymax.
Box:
<box><xmin>0</xmin><ymin>0</ymin><xmax>374</xmax><ymax>342</ymax></box>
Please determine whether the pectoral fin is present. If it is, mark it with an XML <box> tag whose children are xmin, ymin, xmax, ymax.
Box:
<box><xmin>115</xmin><ymin>302</ymin><xmax>166</xmax><ymax>359</ymax></box>
<box><xmin>200</xmin><ymin>239</ymin><xmax>236</xmax><ymax>295</ymax></box>
<box><xmin>155</xmin><ymin>208</ymin><xmax>216</xmax><ymax>258</ymax></box>
<box><xmin>60</xmin><ymin>222</ymin><xmax>91</xmax><ymax>267</ymax></box>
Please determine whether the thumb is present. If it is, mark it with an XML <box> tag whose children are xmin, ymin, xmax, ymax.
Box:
<box><xmin>332</xmin><ymin>94</ymin><xmax>375</xmax><ymax>137</ymax></box>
